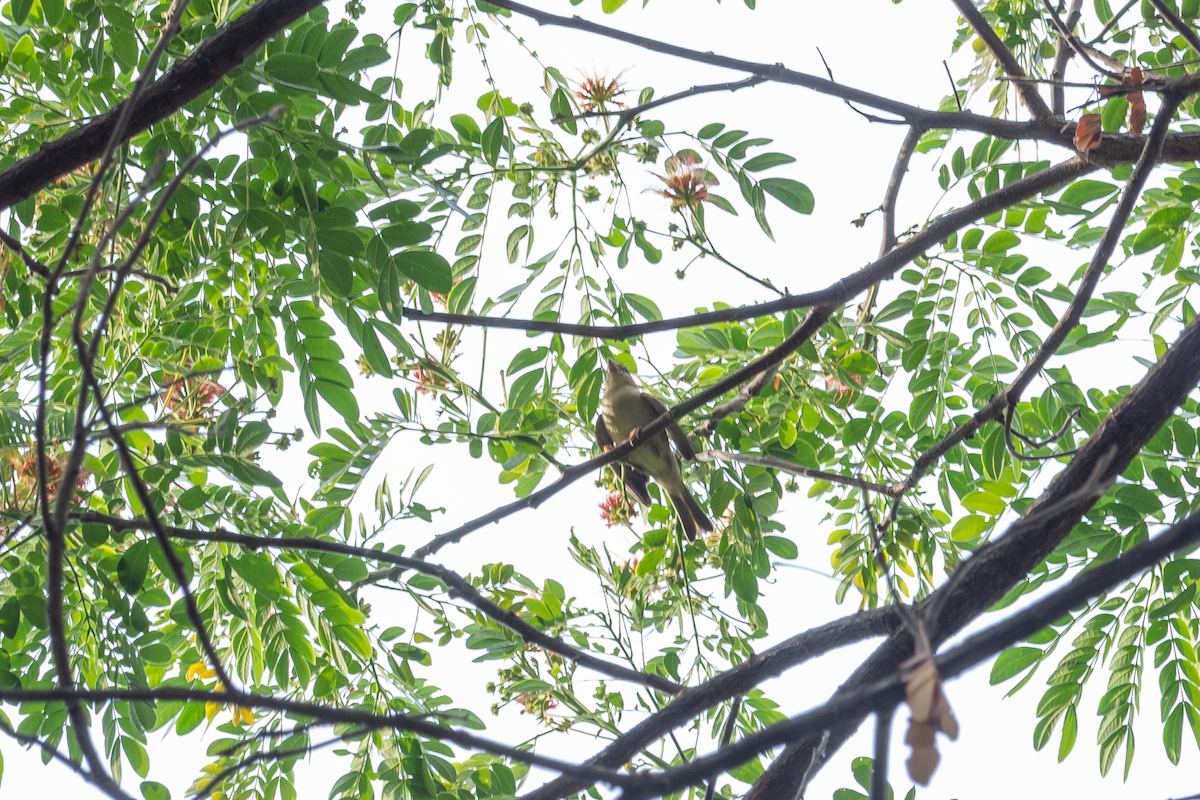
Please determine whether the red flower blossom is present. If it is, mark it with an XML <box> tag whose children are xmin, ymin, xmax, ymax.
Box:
<box><xmin>161</xmin><ymin>372</ymin><xmax>226</xmax><ymax>421</ymax></box>
<box><xmin>652</xmin><ymin>151</ymin><xmax>718</xmax><ymax>211</ymax></box>
<box><xmin>574</xmin><ymin>72</ymin><xmax>626</xmax><ymax>113</ymax></box>
<box><xmin>9</xmin><ymin>447</ymin><xmax>89</xmax><ymax>506</ymax></box>
<box><xmin>599</xmin><ymin>490</ymin><xmax>637</xmax><ymax>528</ymax></box>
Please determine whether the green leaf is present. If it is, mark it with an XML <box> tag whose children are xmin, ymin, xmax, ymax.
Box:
<box><xmin>233</xmin><ymin>553</ymin><xmax>283</xmax><ymax>601</ymax></box>
<box><xmin>551</xmin><ymin>87</ymin><xmax>577</xmax><ymax>135</ymax></box>
<box><xmin>601</xmin><ymin>0</ymin><xmax>629</xmax><ymax>11</ymax></box>
<box><xmin>482</xmin><ymin>117</ymin><xmax>505</xmax><ymax>166</ymax></box>
<box><xmin>265</xmin><ymin>53</ymin><xmax>319</xmax><ymax>85</ymax></box>
<box><xmin>0</xmin><ymin>597</ymin><xmax>19</xmax><ymax>638</ymax></box>
<box><xmin>316</xmin><ymin>380</ymin><xmax>360</xmax><ymax>423</ymax></box>
<box><xmin>763</xmin><ymin>536</ymin><xmax>798</xmax><ymax>559</ymax></box>
<box><xmin>117</xmin><ymin>541</ymin><xmax>150</xmax><ymax>594</ymax></box>
<box><xmin>990</xmin><ymin>646</ymin><xmax>1041</xmax><ymax>684</ymax></box>
<box><xmin>506</xmin><ymin>225</ymin><xmax>529</xmax><ymax>263</ymax></box>
<box><xmin>961</xmin><ymin>491</ymin><xmax>1005</xmax><ymax>516</ymax></box>
<box><xmin>636</xmin><ymin>549</ymin><xmax>665</xmax><ymax>576</ymax></box>
<box><xmin>742</xmin><ymin>152</ymin><xmax>796</xmax><ymax>172</ymax></box>
<box><xmin>150</xmin><ymin>541</ymin><xmax>195</xmax><ymax>588</ymax></box>
<box><xmin>983</xmin><ymin>230</ymin><xmax>1021</xmax><ymax>253</ymax></box>
<box><xmin>334</xmin><ymin>624</ymin><xmax>374</xmax><ymax>659</ymax></box>
<box><xmin>395</xmin><ymin>250</ymin><xmax>453</xmax><ymax>294</ymax></box>
<box><xmin>175</xmin><ymin>702</ymin><xmax>206</xmax><ymax>735</ymax></box>
<box><xmin>141</xmin><ymin>781</ymin><xmax>170</xmax><ymax>800</ymax></box>
<box><xmin>362</xmin><ymin>323</ymin><xmax>394</xmax><ymax>377</ymax></box>
<box><xmin>1058</xmin><ymin>704</ymin><xmax>1078</xmax><ymax>762</ymax></box>
<box><xmin>1165</xmin><ymin>704</ymin><xmax>1184</xmax><ymax>764</ymax></box>
<box><xmin>1059</xmin><ymin>180</ymin><xmax>1117</xmax><ymax>206</ymax></box>
<box><xmin>625</xmin><ymin>293</ymin><xmax>661</xmax><ymax>321</ymax></box>
<box><xmin>377</xmin><ymin>260</ymin><xmax>404</xmax><ymax>324</ymax></box>
<box><xmin>451</xmin><ymin>114</ymin><xmax>481</xmax><ymax>142</ymax></box>
<box><xmin>122</xmin><ymin>736</ymin><xmax>150</xmax><ymax>778</ymax></box>
<box><xmin>10</xmin><ymin>0</ymin><xmax>33</xmax><ymax>25</ymax></box>
<box><xmin>760</xmin><ymin>177</ymin><xmax>814</xmax><ymax>214</ymax></box>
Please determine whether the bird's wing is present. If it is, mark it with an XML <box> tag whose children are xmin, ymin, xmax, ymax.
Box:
<box><xmin>596</xmin><ymin>413</ymin><xmax>653</xmax><ymax>505</ymax></box>
<box><xmin>595</xmin><ymin>413</ymin><xmax>614</xmax><ymax>449</ymax></box>
<box><xmin>641</xmin><ymin>393</ymin><xmax>696</xmax><ymax>461</ymax></box>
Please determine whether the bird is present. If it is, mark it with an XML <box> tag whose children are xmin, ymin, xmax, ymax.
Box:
<box><xmin>596</xmin><ymin>358</ymin><xmax>713</xmax><ymax>540</ymax></box>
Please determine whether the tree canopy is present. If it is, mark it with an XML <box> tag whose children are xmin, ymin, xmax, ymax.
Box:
<box><xmin>3</xmin><ymin>0</ymin><xmax>1200</xmax><ymax>799</ymax></box>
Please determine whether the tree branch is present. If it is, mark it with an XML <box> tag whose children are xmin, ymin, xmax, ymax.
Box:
<box><xmin>519</xmin><ymin>606</ymin><xmax>901</xmax><ymax>800</ymax></box>
<box><xmin>695</xmin><ymin>450</ymin><xmax>902</xmax><ymax>497</ymax></box>
<box><xmin>1041</xmin><ymin>0</ymin><xmax>1123</xmax><ymax>81</ymax></box>
<box><xmin>1050</xmin><ymin>0</ymin><xmax>1086</xmax><ymax>116</ymax></box>
<box><xmin>616</xmin><ymin>508</ymin><xmax>1200</xmax><ymax>800</ymax></box>
<box><xmin>74</xmin><ymin>511</ymin><xmax>683</xmax><ymax>695</ymax></box>
<box><xmin>879</xmin><ymin>93</ymin><xmax>1180</xmax><ymax>536</ymax></box>
<box><xmin>0</xmin><ymin>686</ymin><xmax>628</xmax><ymax>785</ymax></box>
<box><xmin>950</xmin><ymin>0</ymin><xmax>1053</xmax><ymax>117</ymax></box>
<box><xmin>482</xmin><ymin>0</ymin><xmax>1067</xmax><ymax>140</ymax></box>
<box><xmin>743</xmin><ymin>270</ymin><xmax>1200</xmax><ymax>800</ymax></box>
<box><xmin>556</xmin><ymin>76</ymin><xmax>766</xmax><ymax>123</ymax></box>
<box><xmin>0</xmin><ymin>0</ymin><xmax>326</xmax><ymax>211</ymax></box>
<box><xmin>1148</xmin><ymin>0</ymin><xmax>1200</xmax><ymax>55</ymax></box>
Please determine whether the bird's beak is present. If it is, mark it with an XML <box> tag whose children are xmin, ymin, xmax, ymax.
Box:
<box><xmin>607</xmin><ymin>358</ymin><xmax>620</xmax><ymax>372</ymax></box>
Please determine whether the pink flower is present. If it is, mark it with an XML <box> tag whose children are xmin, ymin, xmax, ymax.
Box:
<box><xmin>599</xmin><ymin>490</ymin><xmax>637</xmax><ymax>528</ymax></box>
<box><xmin>652</xmin><ymin>151</ymin><xmax>718</xmax><ymax>211</ymax></box>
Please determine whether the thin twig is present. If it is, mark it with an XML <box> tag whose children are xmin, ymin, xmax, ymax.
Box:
<box><xmin>75</xmin><ymin>511</ymin><xmax>683</xmax><ymax>695</ymax></box>
<box><xmin>481</xmin><ymin>0</ymin><xmax>1076</xmax><ymax>142</ymax></box>
<box><xmin>1041</xmin><ymin>0</ymin><xmax>1124</xmax><ymax>80</ymax></box>
<box><xmin>943</xmin><ymin>60</ymin><xmax>963</xmax><ymax>112</ymax></box>
<box><xmin>1003</xmin><ymin>403</ymin><xmax>1080</xmax><ymax>462</ymax></box>
<box><xmin>816</xmin><ymin>48</ymin><xmax>904</xmax><ymax>125</ymax></box>
<box><xmin>0</xmin><ymin>228</ymin><xmax>50</xmax><ymax>277</ymax></box>
<box><xmin>858</xmin><ymin>125</ymin><xmax>923</xmax><ymax>331</ymax></box>
<box><xmin>878</xmin><ymin>94</ymin><xmax>1180</xmax><ymax>535</ymax></box>
<box><xmin>1050</xmin><ymin>0</ymin><xmax>1085</xmax><ymax>116</ymax></box>
<box><xmin>695</xmin><ymin>450</ymin><xmax>902</xmax><ymax>497</ymax></box>
<box><xmin>555</xmin><ymin>76</ymin><xmax>766</xmax><ymax>123</ymax></box>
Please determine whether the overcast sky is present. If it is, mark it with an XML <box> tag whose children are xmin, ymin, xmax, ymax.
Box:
<box><xmin>7</xmin><ymin>2</ymin><xmax>1199</xmax><ymax>799</ymax></box>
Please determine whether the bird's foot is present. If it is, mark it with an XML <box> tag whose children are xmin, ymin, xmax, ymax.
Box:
<box><xmin>627</xmin><ymin>428</ymin><xmax>640</xmax><ymax>447</ymax></box>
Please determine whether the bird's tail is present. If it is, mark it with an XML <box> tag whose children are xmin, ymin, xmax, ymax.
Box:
<box><xmin>669</xmin><ymin>489</ymin><xmax>714</xmax><ymax>541</ymax></box>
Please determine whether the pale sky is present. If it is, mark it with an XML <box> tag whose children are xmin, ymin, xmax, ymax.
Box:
<box><xmin>7</xmin><ymin>2</ymin><xmax>1198</xmax><ymax>799</ymax></box>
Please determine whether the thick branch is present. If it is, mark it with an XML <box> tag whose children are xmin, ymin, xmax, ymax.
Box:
<box><xmin>519</xmin><ymin>606</ymin><xmax>900</xmax><ymax>800</ymax></box>
<box><xmin>616</xmin><ymin>508</ymin><xmax>1200</xmax><ymax>800</ymax></box>
<box><xmin>744</xmin><ymin>272</ymin><xmax>1200</xmax><ymax>800</ymax></box>
<box><xmin>0</xmin><ymin>0</ymin><xmax>326</xmax><ymax>211</ymax></box>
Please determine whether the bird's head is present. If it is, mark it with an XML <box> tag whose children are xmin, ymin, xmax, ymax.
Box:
<box><xmin>606</xmin><ymin>358</ymin><xmax>637</xmax><ymax>388</ymax></box>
